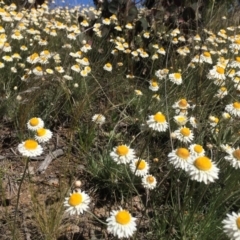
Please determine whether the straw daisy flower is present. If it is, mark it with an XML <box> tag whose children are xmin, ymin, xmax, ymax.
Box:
<box><xmin>146</xmin><ymin>112</ymin><xmax>168</xmax><ymax>132</ymax></box>
<box><xmin>35</xmin><ymin>128</ymin><xmax>53</xmax><ymax>143</ymax></box>
<box><xmin>18</xmin><ymin>139</ymin><xmax>43</xmax><ymax>157</ymax></box>
<box><xmin>168</xmin><ymin>148</ymin><xmax>192</xmax><ymax>171</ymax></box>
<box><xmin>224</xmin><ymin>148</ymin><xmax>240</xmax><ymax>169</ymax></box>
<box><xmin>175</xmin><ymin>127</ymin><xmax>194</xmax><ymax>143</ymax></box>
<box><xmin>110</xmin><ymin>145</ymin><xmax>136</xmax><ymax>164</ymax></box>
<box><xmin>92</xmin><ymin>114</ymin><xmax>106</xmax><ymax>125</ymax></box>
<box><xmin>64</xmin><ymin>190</ymin><xmax>90</xmax><ymax>215</ymax></box>
<box><xmin>187</xmin><ymin>156</ymin><xmax>219</xmax><ymax>184</ymax></box>
<box><xmin>130</xmin><ymin>159</ymin><xmax>149</xmax><ymax>176</ymax></box>
<box><xmin>189</xmin><ymin>144</ymin><xmax>205</xmax><ymax>157</ymax></box>
<box><xmin>208</xmin><ymin>65</ymin><xmax>226</xmax><ymax>80</ymax></box>
<box><xmin>169</xmin><ymin>72</ymin><xmax>183</xmax><ymax>85</ymax></box>
<box><xmin>27</xmin><ymin>117</ymin><xmax>44</xmax><ymax>131</ymax></box>
<box><xmin>149</xmin><ymin>79</ymin><xmax>159</xmax><ymax>91</ymax></box>
<box><xmin>222</xmin><ymin>212</ymin><xmax>240</xmax><ymax>239</ymax></box>
<box><xmin>106</xmin><ymin>208</ymin><xmax>136</xmax><ymax>238</ymax></box>
<box><xmin>142</xmin><ymin>174</ymin><xmax>157</xmax><ymax>189</ymax></box>
<box><xmin>225</xmin><ymin>102</ymin><xmax>240</xmax><ymax>117</ymax></box>
<box><xmin>174</xmin><ymin>115</ymin><xmax>188</xmax><ymax>126</ymax></box>
<box><xmin>103</xmin><ymin>63</ymin><xmax>112</xmax><ymax>72</ymax></box>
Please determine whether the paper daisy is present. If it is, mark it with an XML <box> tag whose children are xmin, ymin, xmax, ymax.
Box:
<box><xmin>146</xmin><ymin>112</ymin><xmax>168</xmax><ymax>132</ymax></box>
<box><xmin>174</xmin><ymin>115</ymin><xmax>188</xmax><ymax>126</ymax></box>
<box><xmin>130</xmin><ymin>159</ymin><xmax>149</xmax><ymax>176</ymax></box>
<box><xmin>92</xmin><ymin>114</ymin><xmax>106</xmax><ymax>125</ymax></box>
<box><xmin>35</xmin><ymin>128</ymin><xmax>53</xmax><ymax>143</ymax></box>
<box><xmin>169</xmin><ymin>72</ymin><xmax>182</xmax><ymax>85</ymax></box>
<box><xmin>224</xmin><ymin>148</ymin><xmax>240</xmax><ymax>169</ymax></box>
<box><xmin>175</xmin><ymin>127</ymin><xmax>194</xmax><ymax>144</ymax></box>
<box><xmin>110</xmin><ymin>145</ymin><xmax>136</xmax><ymax>164</ymax></box>
<box><xmin>222</xmin><ymin>212</ymin><xmax>240</xmax><ymax>239</ymax></box>
<box><xmin>64</xmin><ymin>190</ymin><xmax>90</xmax><ymax>215</ymax></box>
<box><xmin>200</xmin><ymin>51</ymin><xmax>212</xmax><ymax>64</ymax></box>
<box><xmin>106</xmin><ymin>208</ymin><xmax>136</xmax><ymax>239</ymax></box>
<box><xmin>225</xmin><ymin>102</ymin><xmax>240</xmax><ymax>117</ymax></box>
<box><xmin>103</xmin><ymin>63</ymin><xmax>112</xmax><ymax>72</ymax></box>
<box><xmin>208</xmin><ymin>65</ymin><xmax>226</xmax><ymax>80</ymax></box>
<box><xmin>168</xmin><ymin>148</ymin><xmax>192</xmax><ymax>171</ymax></box>
<box><xmin>187</xmin><ymin>156</ymin><xmax>219</xmax><ymax>184</ymax></box>
<box><xmin>27</xmin><ymin>117</ymin><xmax>44</xmax><ymax>131</ymax></box>
<box><xmin>18</xmin><ymin>139</ymin><xmax>43</xmax><ymax>157</ymax></box>
<box><xmin>172</xmin><ymin>98</ymin><xmax>190</xmax><ymax>110</ymax></box>
<box><xmin>149</xmin><ymin>79</ymin><xmax>159</xmax><ymax>91</ymax></box>
<box><xmin>142</xmin><ymin>174</ymin><xmax>157</xmax><ymax>190</ymax></box>
<box><xmin>189</xmin><ymin>144</ymin><xmax>205</xmax><ymax>157</ymax></box>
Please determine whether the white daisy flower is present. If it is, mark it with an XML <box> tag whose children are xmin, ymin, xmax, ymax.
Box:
<box><xmin>169</xmin><ymin>72</ymin><xmax>183</xmax><ymax>85</ymax></box>
<box><xmin>207</xmin><ymin>65</ymin><xmax>226</xmax><ymax>80</ymax></box>
<box><xmin>130</xmin><ymin>159</ymin><xmax>149</xmax><ymax>176</ymax></box>
<box><xmin>172</xmin><ymin>98</ymin><xmax>190</xmax><ymax>110</ymax></box>
<box><xmin>224</xmin><ymin>148</ymin><xmax>240</xmax><ymax>169</ymax></box>
<box><xmin>149</xmin><ymin>79</ymin><xmax>159</xmax><ymax>91</ymax></box>
<box><xmin>106</xmin><ymin>208</ymin><xmax>137</xmax><ymax>238</ymax></box>
<box><xmin>208</xmin><ymin>115</ymin><xmax>219</xmax><ymax>127</ymax></box>
<box><xmin>229</xmin><ymin>56</ymin><xmax>240</xmax><ymax>68</ymax></box>
<box><xmin>168</xmin><ymin>148</ymin><xmax>192</xmax><ymax>171</ymax></box>
<box><xmin>110</xmin><ymin>145</ymin><xmax>136</xmax><ymax>164</ymax></box>
<box><xmin>27</xmin><ymin>117</ymin><xmax>44</xmax><ymax>131</ymax></box>
<box><xmin>142</xmin><ymin>174</ymin><xmax>157</xmax><ymax>190</ymax></box>
<box><xmin>174</xmin><ymin>127</ymin><xmax>194</xmax><ymax>144</ymax></box>
<box><xmin>18</xmin><ymin>139</ymin><xmax>43</xmax><ymax>157</ymax></box>
<box><xmin>64</xmin><ymin>190</ymin><xmax>90</xmax><ymax>215</ymax></box>
<box><xmin>35</xmin><ymin>128</ymin><xmax>53</xmax><ymax>143</ymax></box>
<box><xmin>146</xmin><ymin>112</ymin><xmax>169</xmax><ymax>132</ymax></box>
<box><xmin>92</xmin><ymin>114</ymin><xmax>106</xmax><ymax>125</ymax></box>
<box><xmin>187</xmin><ymin>156</ymin><xmax>219</xmax><ymax>184</ymax></box>
<box><xmin>189</xmin><ymin>144</ymin><xmax>205</xmax><ymax>157</ymax></box>
<box><xmin>200</xmin><ymin>51</ymin><xmax>212</xmax><ymax>64</ymax></box>
<box><xmin>174</xmin><ymin>115</ymin><xmax>188</xmax><ymax>126</ymax></box>
<box><xmin>222</xmin><ymin>212</ymin><xmax>240</xmax><ymax>239</ymax></box>
<box><xmin>225</xmin><ymin>102</ymin><xmax>240</xmax><ymax>117</ymax></box>
<box><xmin>103</xmin><ymin>63</ymin><xmax>112</xmax><ymax>72</ymax></box>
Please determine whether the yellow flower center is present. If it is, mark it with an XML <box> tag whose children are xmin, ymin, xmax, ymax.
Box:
<box><xmin>135</xmin><ymin>160</ymin><xmax>146</xmax><ymax>170</ymax></box>
<box><xmin>174</xmin><ymin>73</ymin><xmax>181</xmax><ymax>79</ymax></box>
<box><xmin>233</xmin><ymin>149</ymin><xmax>240</xmax><ymax>160</ymax></box>
<box><xmin>151</xmin><ymin>81</ymin><xmax>158</xmax><ymax>87</ymax></box>
<box><xmin>176</xmin><ymin>116</ymin><xmax>186</xmax><ymax>123</ymax></box>
<box><xmin>220</xmin><ymin>87</ymin><xmax>227</xmax><ymax>92</ymax></box>
<box><xmin>24</xmin><ymin>139</ymin><xmax>38</xmax><ymax>150</ymax></box>
<box><xmin>30</xmin><ymin>117</ymin><xmax>39</xmax><ymax>126</ymax></box>
<box><xmin>178</xmin><ymin>99</ymin><xmax>187</xmax><ymax>108</ymax></box>
<box><xmin>216</xmin><ymin>66</ymin><xmax>224</xmax><ymax>74</ymax></box>
<box><xmin>236</xmin><ymin>57</ymin><xmax>240</xmax><ymax>62</ymax></box>
<box><xmin>236</xmin><ymin>217</ymin><xmax>240</xmax><ymax>229</ymax></box>
<box><xmin>203</xmin><ymin>51</ymin><xmax>211</xmax><ymax>57</ymax></box>
<box><xmin>36</xmin><ymin>128</ymin><xmax>46</xmax><ymax>137</ymax></box>
<box><xmin>176</xmin><ymin>148</ymin><xmax>190</xmax><ymax>159</ymax></box>
<box><xmin>115</xmin><ymin>210</ymin><xmax>131</xmax><ymax>225</ymax></box>
<box><xmin>235</xmin><ymin>39</ymin><xmax>240</xmax><ymax>44</ymax></box>
<box><xmin>180</xmin><ymin>127</ymin><xmax>190</xmax><ymax>136</ymax></box>
<box><xmin>194</xmin><ymin>145</ymin><xmax>203</xmax><ymax>153</ymax></box>
<box><xmin>68</xmin><ymin>192</ymin><xmax>83</xmax><ymax>206</ymax></box>
<box><xmin>30</xmin><ymin>53</ymin><xmax>38</xmax><ymax>60</ymax></box>
<box><xmin>36</xmin><ymin>66</ymin><xmax>42</xmax><ymax>71</ymax></box>
<box><xmin>116</xmin><ymin>145</ymin><xmax>129</xmax><ymax>156</ymax></box>
<box><xmin>106</xmin><ymin>63</ymin><xmax>111</xmax><ymax>68</ymax></box>
<box><xmin>146</xmin><ymin>176</ymin><xmax>155</xmax><ymax>184</ymax></box>
<box><xmin>194</xmin><ymin>156</ymin><xmax>212</xmax><ymax>171</ymax></box>
<box><xmin>233</xmin><ymin>102</ymin><xmax>240</xmax><ymax>109</ymax></box>
<box><xmin>154</xmin><ymin>112</ymin><xmax>166</xmax><ymax>123</ymax></box>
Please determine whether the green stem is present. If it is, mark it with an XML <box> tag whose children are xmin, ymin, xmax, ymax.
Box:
<box><xmin>12</xmin><ymin>157</ymin><xmax>29</xmax><ymax>240</ymax></box>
